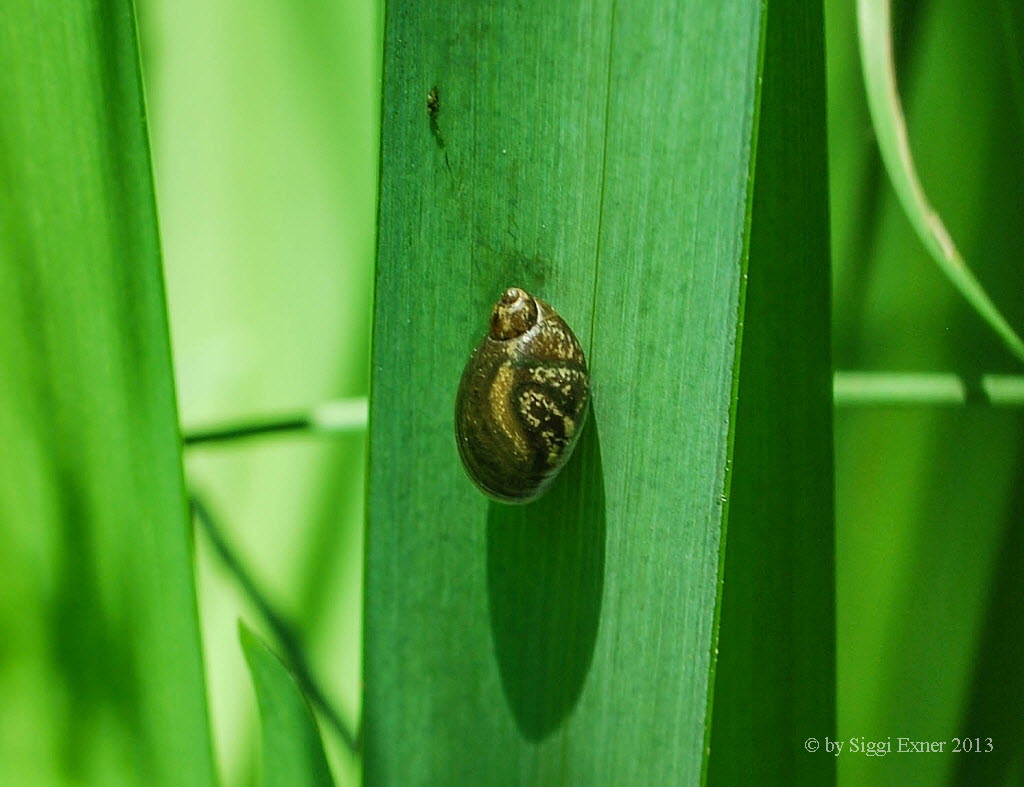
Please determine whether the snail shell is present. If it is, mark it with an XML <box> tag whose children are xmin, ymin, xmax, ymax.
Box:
<box><xmin>455</xmin><ymin>287</ymin><xmax>590</xmax><ymax>503</ymax></box>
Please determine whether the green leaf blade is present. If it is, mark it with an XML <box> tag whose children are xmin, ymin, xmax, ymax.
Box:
<box><xmin>240</xmin><ymin>624</ymin><xmax>335</xmax><ymax>787</ymax></box>
<box><xmin>708</xmin><ymin>0</ymin><xmax>836</xmax><ymax>784</ymax></box>
<box><xmin>856</xmin><ymin>0</ymin><xmax>1024</xmax><ymax>365</ymax></box>
<box><xmin>367</xmin><ymin>0</ymin><xmax>763</xmax><ymax>782</ymax></box>
<box><xmin>0</xmin><ymin>1</ymin><xmax>215</xmax><ymax>785</ymax></box>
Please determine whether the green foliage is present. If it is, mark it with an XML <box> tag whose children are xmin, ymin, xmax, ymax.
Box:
<box><xmin>709</xmin><ymin>0</ymin><xmax>835</xmax><ymax>783</ymax></box>
<box><xmin>3</xmin><ymin>0</ymin><xmax>1021</xmax><ymax>784</ymax></box>
<box><xmin>240</xmin><ymin>624</ymin><xmax>334</xmax><ymax>787</ymax></box>
<box><xmin>830</xmin><ymin>0</ymin><xmax>1024</xmax><ymax>783</ymax></box>
<box><xmin>0</xmin><ymin>1</ymin><xmax>214</xmax><ymax>784</ymax></box>
<box><xmin>366</xmin><ymin>0</ymin><xmax>765</xmax><ymax>782</ymax></box>
<box><xmin>857</xmin><ymin>0</ymin><xmax>1024</xmax><ymax>363</ymax></box>
<box><xmin>136</xmin><ymin>0</ymin><xmax>380</xmax><ymax>782</ymax></box>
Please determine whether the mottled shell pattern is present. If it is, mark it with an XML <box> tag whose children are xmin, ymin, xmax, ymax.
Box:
<box><xmin>455</xmin><ymin>287</ymin><xmax>590</xmax><ymax>503</ymax></box>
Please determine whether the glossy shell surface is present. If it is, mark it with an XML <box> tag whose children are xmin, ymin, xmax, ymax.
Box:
<box><xmin>455</xmin><ymin>287</ymin><xmax>590</xmax><ymax>503</ymax></box>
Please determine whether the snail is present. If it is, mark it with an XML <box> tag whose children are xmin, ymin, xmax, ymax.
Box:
<box><xmin>455</xmin><ymin>287</ymin><xmax>590</xmax><ymax>503</ymax></box>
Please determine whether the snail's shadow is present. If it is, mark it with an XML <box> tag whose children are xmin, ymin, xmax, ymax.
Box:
<box><xmin>485</xmin><ymin>416</ymin><xmax>606</xmax><ymax>742</ymax></box>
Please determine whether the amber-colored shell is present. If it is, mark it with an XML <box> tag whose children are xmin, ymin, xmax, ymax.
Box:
<box><xmin>455</xmin><ymin>287</ymin><xmax>590</xmax><ymax>503</ymax></box>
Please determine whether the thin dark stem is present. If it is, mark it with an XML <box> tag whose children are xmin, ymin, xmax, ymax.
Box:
<box><xmin>184</xmin><ymin>416</ymin><xmax>311</xmax><ymax>446</ymax></box>
<box><xmin>182</xmin><ymin>398</ymin><xmax>369</xmax><ymax>447</ymax></box>
<box><xmin>178</xmin><ymin>374</ymin><xmax>1024</xmax><ymax>451</ymax></box>
<box><xmin>190</xmin><ymin>493</ymin><xmax>361</xmax><ymax>754</ymax></box>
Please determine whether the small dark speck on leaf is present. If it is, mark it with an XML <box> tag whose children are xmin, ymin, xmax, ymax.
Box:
<box><xmin>426</xmin><ymin>85</ymin><xmax>451</xmax><ymax>173</ymax></box>
<box><xmin>427</xmin><ymin>86</ymin><xmax>445</xmax><ymax>148</ymax></box>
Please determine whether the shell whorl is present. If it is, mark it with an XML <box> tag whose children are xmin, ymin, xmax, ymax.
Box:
<box><xmin>455</xmin><ymin>288</ymin><xmax>590</xmax><ymax>503</ymax></box>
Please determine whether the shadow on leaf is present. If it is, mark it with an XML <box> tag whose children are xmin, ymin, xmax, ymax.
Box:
<box><xmin>486</xmin><ymin>415</ymin><xmax>606</xmax><ymax>742</ymax></box>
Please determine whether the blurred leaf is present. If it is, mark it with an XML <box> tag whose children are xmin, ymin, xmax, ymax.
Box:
<box><xmin>136</xmin><ymin>0</ymin><xmax>380</xmax><ymax>781</ymax></box>
<box><xmin>708</xmin><ymin>0</ymin><xmax>835</xmax><ymax>784</ymax></box>
<box><xmin>365</xmin><ymin>0</ymin><xmax>762</xmax><ymax>782</ymax></box>
<box><xmin>830</xmin><ymin>0</ymin><xmax>1024</xmax><ymax>783</ymax></box>
<box><xmin>0</xmin><ymin>1</ymin><xmax>215</xmax><ymax>785</ymax></box>
<box><xmin>240</xmin><ymin>623</ymin><xmax>334</xmax><ymax>787</ymax></box>
<box><xmin>952</xmin><ymin>447</ymin><xmax>1024</xmax><ymax>784</ymax></box>
<box><xmin>857</xmin><ymin>0</ymin><xmax>1024</xmax><ymax>364</ymax></box>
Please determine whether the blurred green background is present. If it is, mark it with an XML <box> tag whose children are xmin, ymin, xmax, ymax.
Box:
<box><xmin>1</xmin><ymin>0</ymin><xmax>1020</xmax><ymax>784</ymax></box>
<box><xmin>137</xmin><ymin>0</ymin><xmax>379</xmax><ymax>783</ymax></box>
<box><xmin>828</xmin><ymin>0</ymin><xmax>1023</xmax><ymax>784</ymax></box>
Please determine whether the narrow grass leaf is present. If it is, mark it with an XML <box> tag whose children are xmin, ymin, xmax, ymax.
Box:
<box><xmin>857</xmin><ymin>0</ymin><xmax>1024</xmax><ymax>364</ymax></box>
<box><xmin>240</xmin><ymin>623</ymin><xmax>334</xmax><ymax>787</ymax></box>
<box><xmin>0</xmin><ymin>1</ymin><xmax>215</xmax><ymax>784</ymax></box>
<box><xmin>366</xmin><ymin>1</ymin><xmax>762</xmax><ymax>782</ymax></box>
